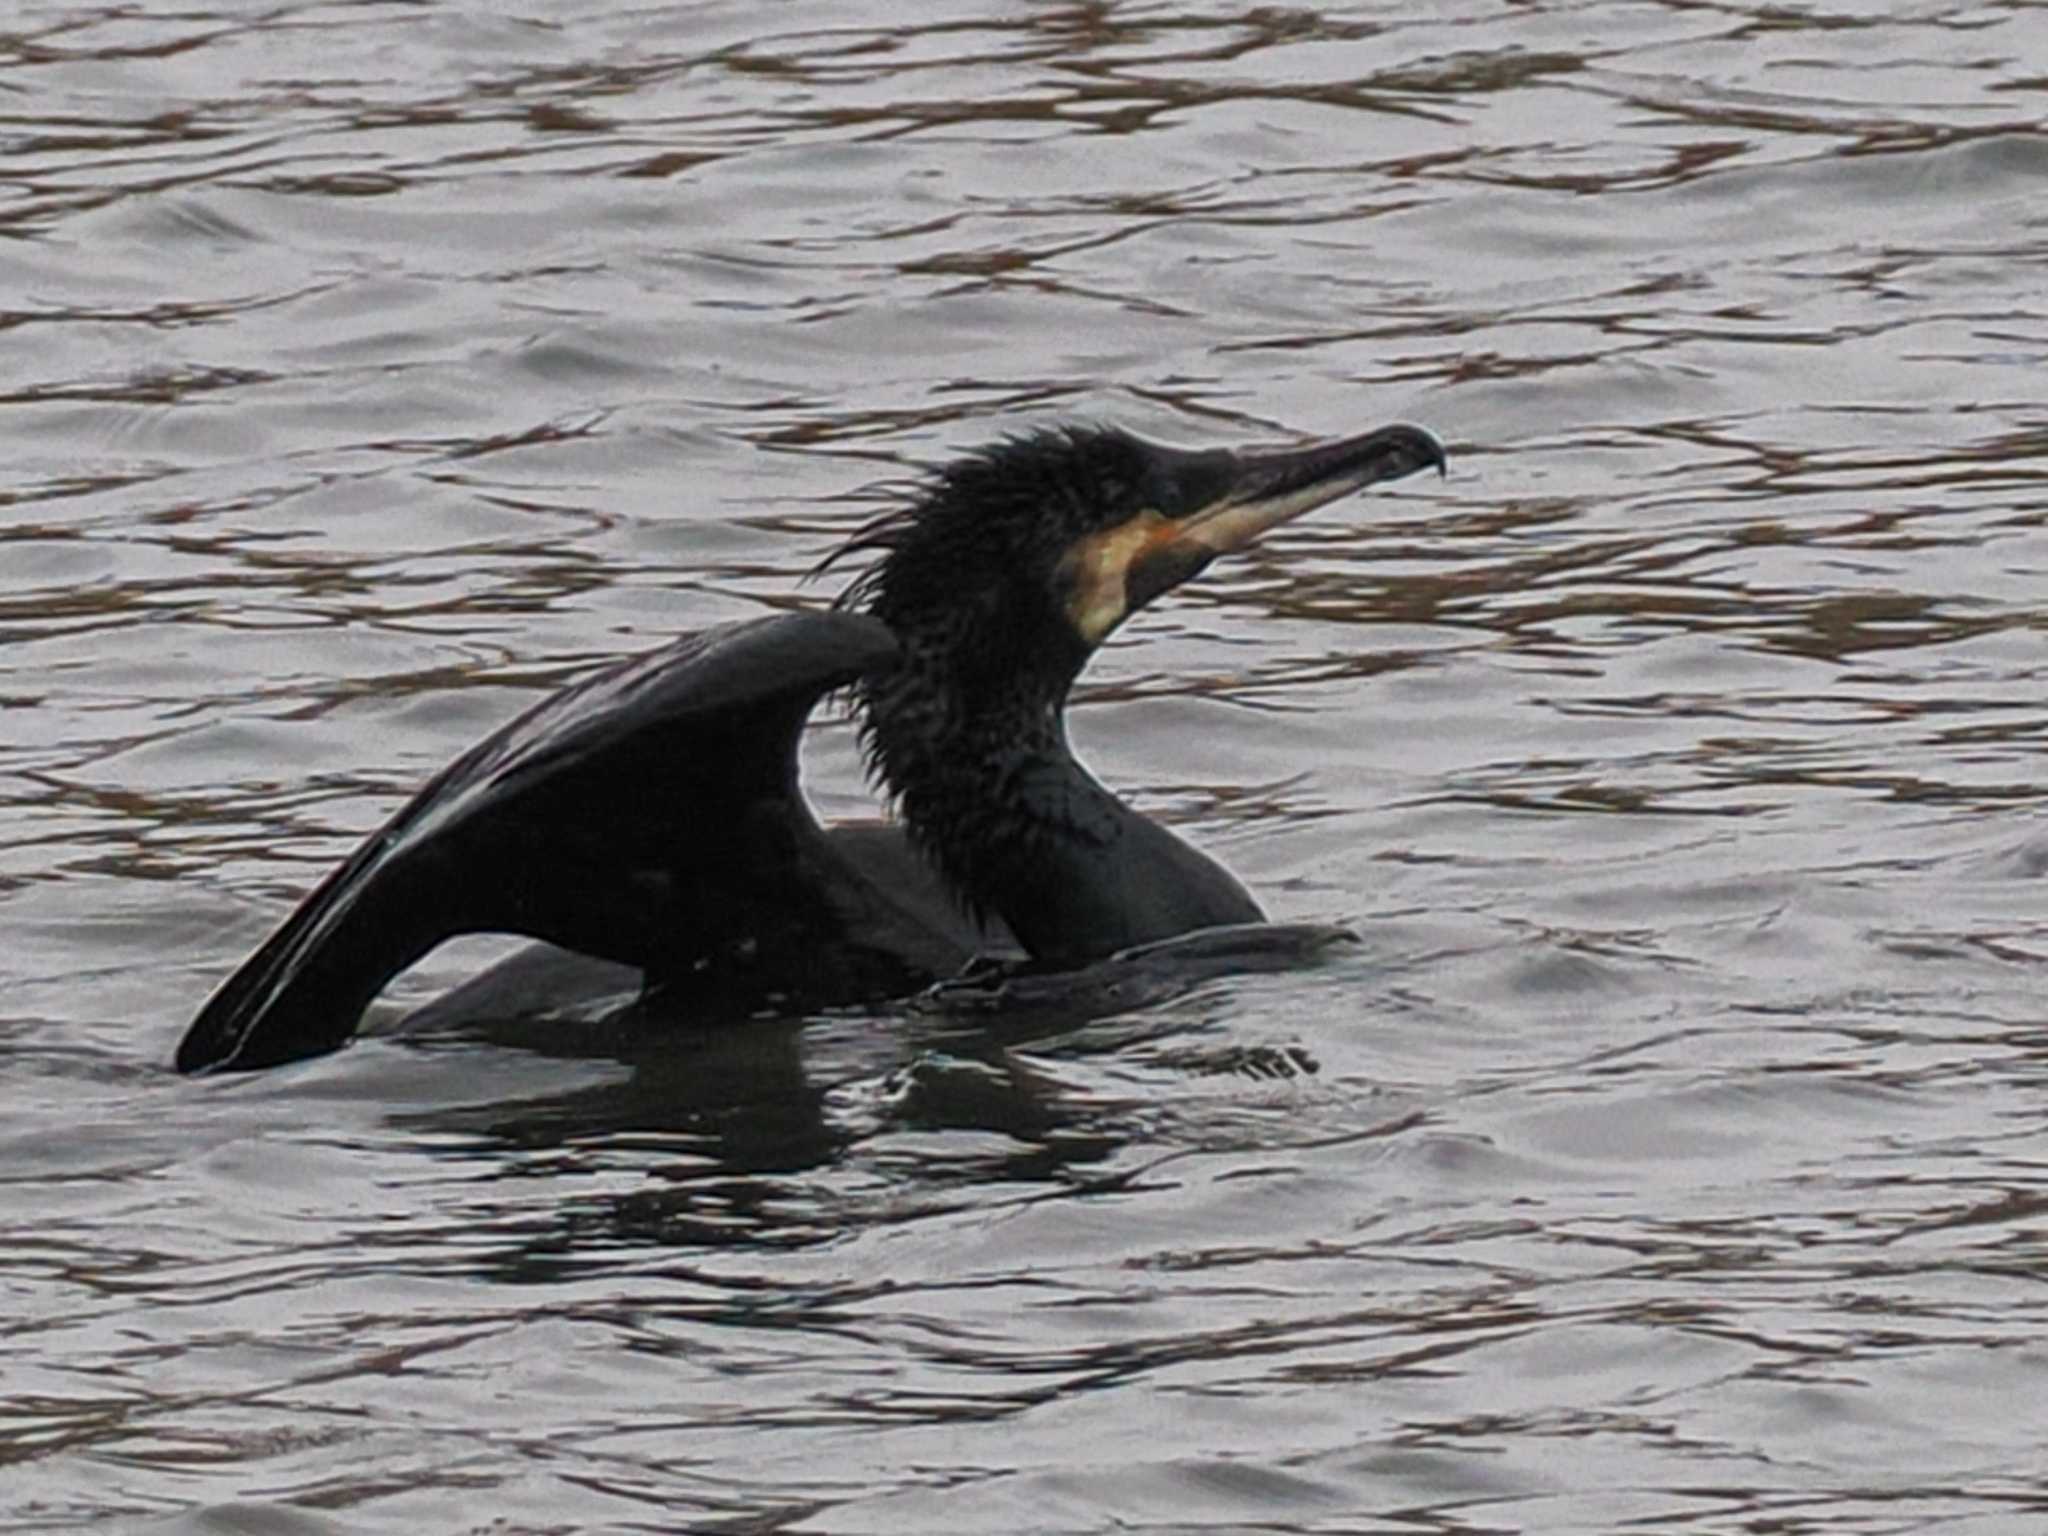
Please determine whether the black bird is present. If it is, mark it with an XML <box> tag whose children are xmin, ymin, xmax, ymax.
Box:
<box><xmin>175</xmin><ymin>420</ymin><xmax>1445</xmax><ymax>1073</ymax></box>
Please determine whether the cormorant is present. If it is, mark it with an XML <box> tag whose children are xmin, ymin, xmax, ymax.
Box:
<box><xmin>175</xmin><ymin>420</ymin><xmax>1445</xmax><ymax>1073</ymax></box>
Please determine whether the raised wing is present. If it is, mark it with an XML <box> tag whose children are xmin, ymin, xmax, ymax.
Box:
<box><xmin>176</xmin><ymin>610</ymin><xmax>896</xmax><ymax>1073</ymax></box>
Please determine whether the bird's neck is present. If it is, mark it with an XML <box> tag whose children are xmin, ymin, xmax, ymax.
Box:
<box><xmin>860</xmin><ymin>634</ymin><xmax>1263</xmax><ymax>964</ymax></box>
<box><xmin>859</xmin><ymin>631</ymin><xmax>1077</xmax><ymax>901</ymax></box>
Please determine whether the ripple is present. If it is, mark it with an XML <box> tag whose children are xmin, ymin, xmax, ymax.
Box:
<box><xmin>6</xmin><ymin>1</ymin><xmax>2048</xmax><ymax>1531</ymax></box>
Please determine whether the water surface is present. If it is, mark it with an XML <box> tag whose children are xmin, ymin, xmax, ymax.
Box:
<box><xmin>5</xmin><ymin>3</ymin><xmax>2048</xmax><ymax>1532</ymax></box>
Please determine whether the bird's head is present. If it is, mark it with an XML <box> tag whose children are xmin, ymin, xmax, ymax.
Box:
<box><xmin>834</xmin><ymin>419</ymin><xmax>1446</xmax><ymax>716</ymax></box>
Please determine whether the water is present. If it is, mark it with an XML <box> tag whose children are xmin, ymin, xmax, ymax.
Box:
<box><xmin>6</xmin><ymin>2</ymin><xmax>2048</xmax><ymax>1531</ymax></box>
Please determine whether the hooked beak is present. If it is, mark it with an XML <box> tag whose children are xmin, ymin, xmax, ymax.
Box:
<box><xmin>1171</xmin><ymin>422</ymin><xmax>1446</xmax><ymax>558</ymax></box>
<box><xmin>1064</xmin><ymin>423</ymin><xmax>1446</xmax><ymax>645</ymax></box>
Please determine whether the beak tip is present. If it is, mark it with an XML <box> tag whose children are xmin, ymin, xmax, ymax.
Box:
<box><xmin>1394</xmin><ymin>423</ymin><xmax>1448</xmax><ymax>480</ymax></box>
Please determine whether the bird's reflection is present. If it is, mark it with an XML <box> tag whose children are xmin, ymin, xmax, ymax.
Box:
<box><xmin>379</xmin><ymin>925</ymin><xmax>1354</xmax><ymax>1266</ymax></box>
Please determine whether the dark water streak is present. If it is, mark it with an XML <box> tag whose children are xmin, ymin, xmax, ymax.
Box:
<box><xmin>5</xmin><ymin>2</ymin><xmax>2048</xmax><ymax>1533</ymax></box>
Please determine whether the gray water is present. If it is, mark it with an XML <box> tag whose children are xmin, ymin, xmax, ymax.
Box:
<box><xmin>6</xmin><ymin>3</ymin><xmax>2048</xmax><ymax>1532</ymax></box>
